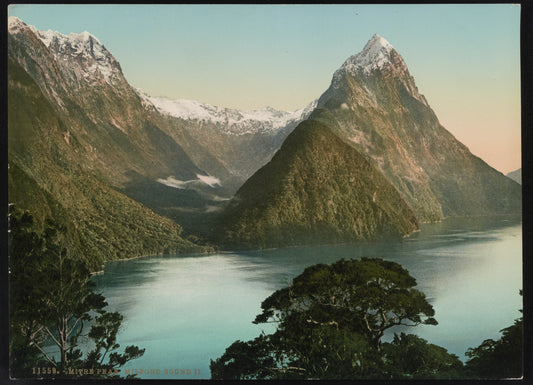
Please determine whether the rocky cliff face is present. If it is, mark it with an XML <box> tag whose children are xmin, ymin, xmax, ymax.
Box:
<box><xmin>317</xmin><ymin>34</ymin><xmax>521</xmax><ymax>220</ymax></box>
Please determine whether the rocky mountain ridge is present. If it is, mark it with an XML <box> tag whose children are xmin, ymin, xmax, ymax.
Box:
<box><xmin>8</xmin><ymin>17</ymin><xmax>521</xmax><ymax>257</ymax></box>
<box><xmin>316</xmin><ymin>34</ymin><xmax>520</xmax><ymax>221</ymax></box>
<box><xmin>137</xmin><ymin>89</ymin><xmax>317</xmax><ymax>136</ymax></box>
<box><xmin>12</xmin><ymin>17</ymin><xmax>122</xmax><ymax>86</ymax></box>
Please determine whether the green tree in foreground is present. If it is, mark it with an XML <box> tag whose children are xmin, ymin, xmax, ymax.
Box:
<box><xmin>9</xmin><ymin>207</ymin><xmax>144</xmax><ymax>378</ymax></box>
<box><xmin>210</xmin><ymin>258</ymin><xmax>456</xmax><ymax>379</ymax></box>
<box><xmin>464</xmin><ymin>291</ymin><xmax>523</xmax><ymax>379</ymax></box>
<box><xmin>381</xmin><ymin>332</ymin><xmax>463</xmax><ymax>379</ymax></box>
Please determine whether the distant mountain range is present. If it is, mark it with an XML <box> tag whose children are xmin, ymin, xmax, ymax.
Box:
<box><xmin>8</xmin><ymin>18</ymin><xmax>521</xmax><ymax>260</ymax></box>
<box><xmin>137</xmin><ymin>90</ymin><xmax>317</xmax><ymax>136</ymax></box>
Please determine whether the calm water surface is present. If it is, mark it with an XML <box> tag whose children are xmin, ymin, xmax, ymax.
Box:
<box><xmin>92</xmin><ymin>215</ymin><xmax>522</xmax><ymax>379</ymax></box>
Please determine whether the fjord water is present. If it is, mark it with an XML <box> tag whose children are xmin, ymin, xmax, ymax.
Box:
<box><xmin>91</xmin><ymin>215</ymin><xmax>522</xmax><ymax>379</ymax></box>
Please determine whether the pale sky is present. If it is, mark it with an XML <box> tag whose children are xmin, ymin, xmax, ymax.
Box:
<box><xmin>8</xmin><ymin>4</ymin><xmax>521</xmax><ymax>174</ymax></box>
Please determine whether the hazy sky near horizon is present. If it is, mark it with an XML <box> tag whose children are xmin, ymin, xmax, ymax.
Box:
<box><xmin>8</xmin><ymin>4</ymin><xmax>521</xmax><ymax>174</ymax></box>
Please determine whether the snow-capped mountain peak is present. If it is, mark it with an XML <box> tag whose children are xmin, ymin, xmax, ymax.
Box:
<box><xmin>35</xmin><ymin>28</ymin><xmax>100</xmax><ymax>48</ymax></box>
<box><xmin>137</xmin><ymin>89</ymin><xmax>317</xmax><ymax>136</ymax></box>
<box><xmin>340</xmin><ymin>34</ymin><xmax>396</xmax><ymax>75</ymax></box>
<box><xmin>9</xmin><ymin>16</ymin><xmax>101</xmax><ymax>51</ymax></box>
<box><xmin>366</xmin><ymin>34</ymin><xmax>394</xmax><ymax>51</ymax></box>
<box><xmin>325</xmin><ymin>34</ymin><xmax>428</xmax><ymax>106</ymax></box>
<box><xmin>9</xmin><ymin>16</ymin><xmax>121</xmax><ymax>85</ymax></box>
<box><xmin>7</xmin><ymin>16</ymin><xmax>26</xmax><ymax>32</ymax></box>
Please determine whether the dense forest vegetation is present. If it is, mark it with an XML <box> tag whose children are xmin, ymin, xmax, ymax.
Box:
<box><xmin>8</xmin><ymin>58</ymin><xmax>212</xmax><ymax>270</ymax></box>
<box><xmin>8</xmin><ymin>207</ymin><xmax>145</xmax><ymax>379</ymax></box>
<box><xmin>216</xmin><ymin>120</ymin><xmax>419</xmax><ymax>249</ymax></box>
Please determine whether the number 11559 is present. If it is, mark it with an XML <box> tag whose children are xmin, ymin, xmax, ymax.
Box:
<box><xmin>32</xmin><ymin>367</ymin><xmax>57</xmax><ymax>375</ymax></box>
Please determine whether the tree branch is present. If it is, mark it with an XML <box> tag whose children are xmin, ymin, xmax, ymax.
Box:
<box><xmin>31</xmin><ymin>342</ymin><xmax>57</xmax><ymax>367</ymax></box>
<box><xmin>380</xmin><ymin>309</ymin><xmax>388</xmax><ymax>326</ymax></box>
<box><xmin>66</xmin><ymin>317</ymin><xmax>83</xmax><ymax>339</ymax></box>
<box><xmin>269</xmin><ymin>366</ymin><xmax>307</xmax><ymax>373</ymax></box>
<box><xmin>363</xmin><ymin>314</ymin><xmax>380</xmax><ymax>333</ymax></box>
<box><xmin>306</xmin><ymin>317</ymin><xmax>339</xmax><ymax>330</ymax></box>
<box><xmin>44</xmin><ymin>326</ymin><xmax>62</xmax><ymax>349</ymax></box>
<box><xmin>99</xmin><ymin>345</ymin><xmax>111</xmax><ymax>366</ymax></box>
<box><xmin>30</xmin><ymin>324</ymin><xmax>44</xmax><ymax>343</ymax></box>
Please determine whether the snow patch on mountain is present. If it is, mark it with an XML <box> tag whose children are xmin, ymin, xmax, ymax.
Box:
<box><xmin>341</xmin><ymin>34</ymin><xmax>395</xmax><ymax>75</ymax></box>
<box><xmin>325</xmin><ymin>34</ymin><xmax>429</xmax><ymax>108</ymax></box>
<box><xmin>137</xmin><ymin>89</ymin><xmax>317</xmax><ymax>135</ymax></box>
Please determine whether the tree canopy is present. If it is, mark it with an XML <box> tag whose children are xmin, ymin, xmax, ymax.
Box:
<box><xmin>381</xmin><ymin>332</ymin><xmax>464</xmax><ymax>379</ymax></box>
<box><xmin>211</xmin><ymin>257</ymin><xmax>453</xmax><ymax>379</ymax></box>
<box><xmin>464</xmin><ymin>290</ymin><xmax>523</xmax><ymax>379</ymax></box>
<box><xmin>9</xmin><ymin>207</ymin><xmax>145</xmax><ymax>378</ymax></box>
<box><xmin>211</xmin><ymin>258</ymin><xmax>523</xmax><ymax>380</ymax></box>
<box><xmin>254</xmin><ymin>258</ymin><xmax>437</xmax><ymax>349</ymax></box>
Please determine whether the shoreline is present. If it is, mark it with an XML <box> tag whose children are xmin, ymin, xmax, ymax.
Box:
<box><xmin>92</xmin><ymin>213</ymin><xmax>522</xmax><ymax>272</ymax></box>
<box><xmin>92</xmin><ymin>248</ymin><xmax>217</xmax><ymax>273</ymax></box>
